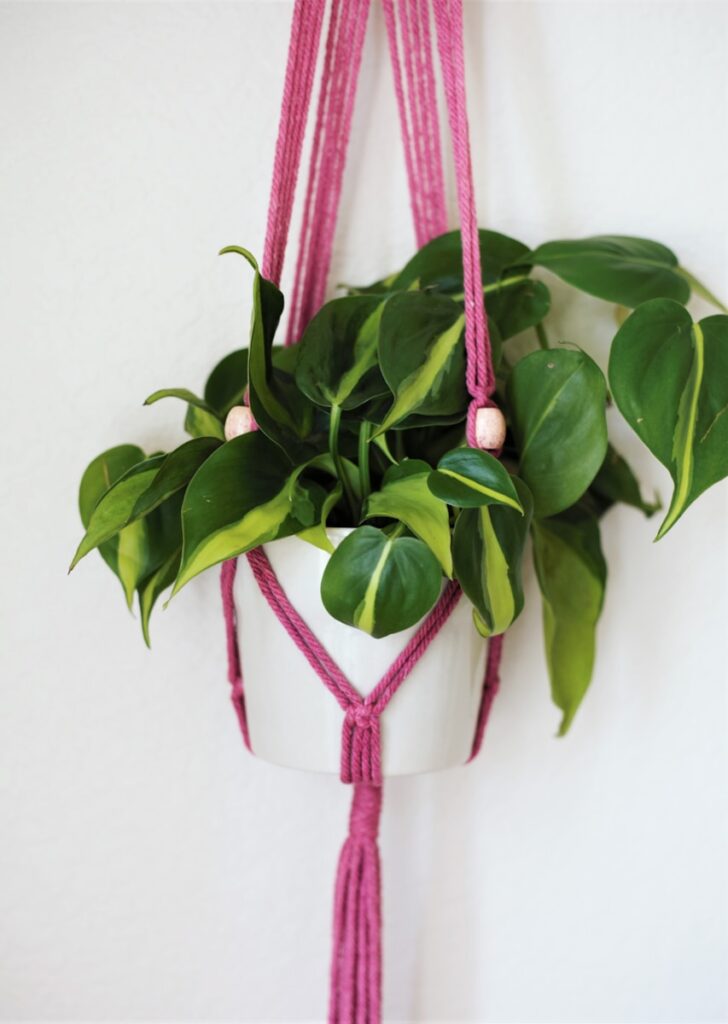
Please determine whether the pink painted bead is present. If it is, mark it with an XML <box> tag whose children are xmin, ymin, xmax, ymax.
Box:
<box><xmin>475</xmin><ymin>406</ymin><xmax>506</xmax><ymax>450</ymax></box>
<box><xmin>224</xmin><ymin>405</ymin><xmax>254</xmax><ymax>441</ymax></box>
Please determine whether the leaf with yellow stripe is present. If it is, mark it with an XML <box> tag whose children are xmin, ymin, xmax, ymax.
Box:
<box><xmin>320</xmin><ymin>525</ymin><xmax>442</xmax><ymax>638</ymax></box>
<box><xmin>374</xmin><ymin>291</ymin><xmax>467</xmax><ymax>435</ymax></box>
<box><xmin>172</xmin><ymin>432</ymin><xmax>315</xmax><ymax>594</ymax></box>
<box><xmin>453</xmin><ymin>478</ymin><xmax>532</xmax><ymax>637</ymax></box>
<box><xmin>364</xmin><ymin>460</ymin><xmax>452</xmax><ymax>575</ymax></box>
<box><xmin>428</xmin><ymin>447</ymin><xmax>523</xmax><ymax>513</ymax></box>
<box><xmin>609</xmin><ymin>299</ymin><xmax>728</xmax><ymax>538</ymax></box>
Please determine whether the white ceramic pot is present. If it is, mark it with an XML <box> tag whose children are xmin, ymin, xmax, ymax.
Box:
<box><xmin>234</xmin><ymin>529</ymin><xmax>488</xmax><ymax>776</ymax></box>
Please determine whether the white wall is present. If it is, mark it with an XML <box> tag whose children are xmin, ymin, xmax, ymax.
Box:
<box><xmin>1</xmin><ymin>2</ymin><xmax>726</xmax><ymax>1021</ymax></box>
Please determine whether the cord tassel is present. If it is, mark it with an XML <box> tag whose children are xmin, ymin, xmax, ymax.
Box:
<box><xmin>329</xmin><ymin>783</ymin><xmax>383</xmax><ymax>1024</ymax></box>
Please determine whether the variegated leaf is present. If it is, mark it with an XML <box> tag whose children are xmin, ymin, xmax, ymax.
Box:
<box><xmin>452</xmin><ymin>478</ymin><xmax>532</xmax><ymax>636</ymax></box>
<box><xmin>375</xmin><ymin>291</ymin><xmax>466</xmax><ymax>435</ymax></box>
<box><xmin>295</xmin><ymin>295</ymin><xmax>389</xmax><ymax>410</ymax></box>
<box><xmin>173</xmin><ymin>432</ymin><xmax>314</xmax><ymax>593</ymax></box>
<box><xmin>320</xmin><ymin>525</ymin><xmax>442</xmax><ymax>638</ymax></box>
<box><xmin>428</xmin><ymin>447</ymin><xmax>523</xmax><ymax>513</ymax></box>
<box><xmin>364</xmin><ymin>460</ymin><xmax>452</xmax><ymax>575</ymax></box>
<box><xmin>609</xmin><ymin>299</ymin><xmax>728</xmax><ymax>538</ymax></box>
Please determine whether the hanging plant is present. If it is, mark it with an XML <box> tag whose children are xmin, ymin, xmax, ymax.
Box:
<box><xmin>70</xmin><ymin>229</ymin><xmax>728</xmax><ymax>734</ymax></box>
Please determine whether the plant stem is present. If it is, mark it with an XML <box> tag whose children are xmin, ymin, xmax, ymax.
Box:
<box><xmin>329</xmin><ymin>404</ymin><xmax>358</xmax><ymax>522</ymax></box>
<box><xmin>535</xmin><ymin>322</ymin><xmax>550</xmax><ymax>350</ymax></box>
<box><xmin>358</xmin><ymin>420</ymin><xmax>372</xmax><ymax>502</ymax></box>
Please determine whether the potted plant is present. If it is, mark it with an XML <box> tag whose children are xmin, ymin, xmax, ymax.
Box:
<box><xmin>71</xmin><ymin>229</ymin><xmax>728</xmax><ymax>763</ymax></box>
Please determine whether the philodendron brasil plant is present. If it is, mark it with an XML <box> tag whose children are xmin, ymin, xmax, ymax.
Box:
<box><xmin>71</xmin><ymin>231</ymin><xmax>728</xmax><ymax>733</ymax></box>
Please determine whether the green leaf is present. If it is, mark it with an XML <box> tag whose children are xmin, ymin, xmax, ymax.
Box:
<box><xmin>77</xmin><ymin>445</ymin><xmax>146</xmax><ymax>593</ymax></box>
<box><xmin>220</xmin><ymin>246</ymin><xmax>311</xmax><ymax>451</ymax></box>
<box><xmin>452</xmin><ymin>477</ymin><xmax>532</xmax><ymax>636</ymax></box>
<box><xmin>296</xmin><ymin>295</ymin><xmax>389</xmax><ymax>410</ymax></box>
<box><xmin>138</xmin><ymin>549</ymin><xmax>180</xmax><ymax>646</ymax></box>
<box><xmin>134</xmin><ymin>493</ymin><xmax>184</xmax><ymax>644</ymax></box>
<box><xmin>296</xmin><ymin>483</ymin><xmax>343</xmax><ymax>554</ymax></box>
<box><xmin>364</xmin><ymin>460</ymin><xmax>452</xmax><ymax>575</ymax></box>
<box><xmin>526</xmin><ymin>235</ymin><xmax>690</xmax><ymax>308</ymax></box>
<box><xmin>609</xmin><ymin>299</ymin><xmax>728</xmax><ymax>538</ymax></box>
<box><xmin>507</xmin><ymin>349</ymin><xmax>608</xmax><ymax>518</ymax></box>
<box><xmin>589</xmin><ymin>444</ymin><xmax>660</xmax><ymax>518</ymax></box>
<box><xmin>531</xmin><ymin>509</ymin><xmax>607</xmax><ymax>735</ymax></box>
<box><xmin>173</xmin><ymin>431</ymin><xmax>310</xmax><ymax>593</ymax></box>
<box><xmin>144</xmin><ymin>388</ymin><xmax>225</xmax><ymax>440</ymax></box>
<box><xmin>389</xmin><ymin>228</ymin><xmax>532</xmax><ymax>293</ymax></box>
<box><xmin>71</xmin><ymin>455</ymin><xmax>166</xmax><ymax>569</ymax></box>
<box><xmin>204</xmin><ymin>349</ymin><xmax>249</xmax><ymax>417</ymax></box>
<box><xmin>486</xmin><ymin>278</ymin><xmax>551</xmax><ymax>340</ymax></box>
<box><xmin>320</xmin><ymin>525</ymin><xmax>442</xmax><ymax>638</ymax></box>
<box><xmin>131</xmin><ymin>437</ymin><xmax>222</xmax><ymax>521</ymax></box>
<box><xmin>375</xmin><ymin>291</ymin><xmax>466</xmax><ymax>434</ymax></box>
<box><xmin>119</xmin><ymin>491</ymin><xmax>183</xmax><ymax>614</ymax></box>
<box><xmin>145</xmin><ymin>387</ymin><xmax>214</xmax><ymax>413</ymax></box>
<box><xmin>428</xmin><ymin>447</ymin><xmax>523</xmax><ymax>512</ymax></box>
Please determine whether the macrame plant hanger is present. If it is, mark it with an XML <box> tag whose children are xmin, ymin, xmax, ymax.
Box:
<box><xmin>220</xmin><ymin>1</ymin><xmax>504</xmax><ymax>1019</ymax></box>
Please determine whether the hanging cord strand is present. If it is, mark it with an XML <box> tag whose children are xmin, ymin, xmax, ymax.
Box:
<box><xmin>262</xmin><ymin>0</ymin><xmax>327</xmax><ymax>285</ymax></box>
<box><xmin>432</xmin><ymin>0</ymin><xmax>496</xmax><ymax>446</ymax></box>
<box><xmin>287</xmin><ymin>0</ymin><xmax>373</xmax><ymax>344</ymax></box>
<box><xmin>382</xmin><ymin>0</ymin><xmax>448</xmax><ymax>246</ymax></box>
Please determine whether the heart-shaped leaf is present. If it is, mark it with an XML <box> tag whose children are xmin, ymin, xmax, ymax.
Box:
<box><xmin>531</xmin><ymin>508</ymin><xmax>607</xmax><ymax>735</ymax></box>
<box><xmin>296</xmin><ymin>295</ymin><xmax>389</xmax><ymax>410</ymax></box>
<box><xmin>507</xmin><ymin>349</ymin><xmax>608</xmax><ymax>518</ymax></box>
<box><xmin>452</xmin><ymin>478</ymin><xmax>532</xmax><ymax>636</ymax></box>
<box><xmin>375</xmin><ymin>291</ymin><xmax>466</xmax><ymax>434</ymax></box>
<box><xmin>173</xmin><ymin>431</ymin><xmax>312</xmax><ymax>593</ymax></box>
<box><xmin>389</xmin><ymin>228</ymin><xmax>531</xmax><ymax>293</ymax></box>
<box><xmin>320</xmin><ymin>525</ymin><xmax>442</xmax><ymax>638</ymax></box>
<box><xmin>609</xmin><ymin>299</ymin><xmax>728</xmax><ymax>538</ymax></box>
<box><xmin>204</xmin><ymin>349</ymin><xmax>249</xmax><ymax>417</ymax></box>
<box><xmin>526</xmin><ymin>235</ymin><xmax>689</xmax><ymax>307</ymax></box>
<box><xmin>135</xmin><ymin>493</ymin><xmax>184</xmax><ymax>644</ymax></box>
<box><xmin>428</xmin><ymin>447</ymin><xmax>523</xmax><ymax>512</ymax></box>
<box><xmin>364</xmin><ymin>459</ymin><xmax>452</xmax><ymax>575</ymax></box>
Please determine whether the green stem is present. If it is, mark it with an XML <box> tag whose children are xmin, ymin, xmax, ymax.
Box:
<box><xmin>358</xmin><ymin>420</ymin><xmax>372</xmax><ymax>502</ymax></box>
<box><xmin>329</xmin><ymin>404</ymin><xmax>358</xmax><ymax>522</ymax></box>
<box><xmin>535</xmin><ymin>322</ymin><xmax>550</xmax><ymax>350</ymax></box>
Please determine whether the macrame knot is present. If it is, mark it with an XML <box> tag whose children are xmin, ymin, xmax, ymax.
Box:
<box><xmin>329</xmin><ymin>782</ymin><xmax>383</xmax><ymax>1024</ymax></box>
<box><xmin>341</xmin><ymin>703</ymin><xmax>382</xmax><ymax>786</ymax></box>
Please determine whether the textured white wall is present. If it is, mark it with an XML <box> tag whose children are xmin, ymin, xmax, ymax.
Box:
<box><xmin>1</xmin><ymin>2</ymin><xmax>726</xmax><ymax>1021</ymax></box>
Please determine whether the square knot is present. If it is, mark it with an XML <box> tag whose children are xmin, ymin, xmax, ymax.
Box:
<box><xmin>347</xmin><ymin>704</ymin><xmax>376</xmax><ymax>730</ymax></box>
<box><xmin>341</xmin><ymin>705</ymin><xmax>381</xmax><ymax>784</ymax></box>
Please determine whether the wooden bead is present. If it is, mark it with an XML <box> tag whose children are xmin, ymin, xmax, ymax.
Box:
<box><xmin>224</xmin><ymin>405</ymin><xmax>254</xmax><ymax>441</ymax></box>
<box><xmin>475</xmin><ymin>406</ymin><xmax>506</xmax><ymax>450</ymax></box>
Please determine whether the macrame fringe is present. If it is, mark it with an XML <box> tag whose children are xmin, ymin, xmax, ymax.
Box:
<box><xmin>329</xmin><ymin>783</ymin><xmax>383</xmax><ymax>1024</ymax></box>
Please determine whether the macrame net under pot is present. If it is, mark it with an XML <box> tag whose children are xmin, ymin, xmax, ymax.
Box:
<box><xmin>220</xmin><ymin>1</ymin><xmax>506</xmax><ymax>1020</ymax></box>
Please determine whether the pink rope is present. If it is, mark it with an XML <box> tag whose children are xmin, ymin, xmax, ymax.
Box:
<box><xmin>382</xmin><ymin>0</ymin><xmax>448</xmax><ymax>246</ymax></box>
<box><xmin>286</xmin><ymin>0</ymin><xmax>373</xmax><ymax>344</ymax></box>
<box><xmin>261</xmin><ymin>0</ymin><xmax>326</xmax><ymax>286</ymax></box>
<box><xmin>329</xmin><ymin>782</ymin><xmax>382</xmax><ymax>1024</ymax></box>
<box><xmin>432</xmin><ymin>0</ymin><xmax>497</xmax><ymax>446</ymax></box>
